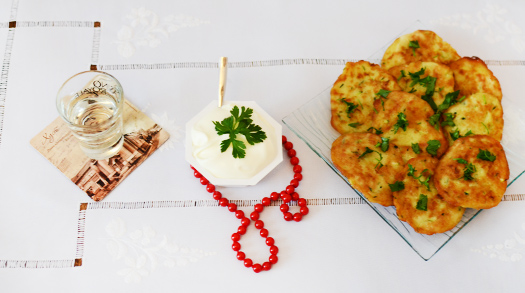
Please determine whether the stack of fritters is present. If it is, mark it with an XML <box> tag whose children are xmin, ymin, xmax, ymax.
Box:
<box><xmin>330</xmin><ymin>30</ymin><xmax>509</xmax><ymax>235</ymax></box>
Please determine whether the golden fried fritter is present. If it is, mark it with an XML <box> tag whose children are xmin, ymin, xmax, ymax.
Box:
<box><xmin>393</xmin><ymin>156</ymin><xmax>465</xmax><ymax>235</ymax></box>
<box><xmin>381</xmin><ymin>30</ymin><xmax>461</xmax><ymax>71</ymax></box>
<box><xmin>450</xmin><ymin>56</ymin><xmax>502</xmax><ymax>101</ymax></box>
<box><xmin>434</xmin><ymin>135</ymin><xmax>509</xmax><ymax>209</ymax></box>
<box><xmin>331</xmin><ymin>61</ymin><xmax>401</xmax><ymax>134</ymax></box>
<box><xmin>371</xmin><ymin>91</ymin><xmax>449</xmax><ymax>161</ymax></box>
<box><xmin>388</xmin><ymin>61</ymin><xmax>455</xmax><ymax>107</ymax></box>
<box><xmin>331</xmin><ymin>132</ymin><xmax>404</xmax><ymax>206</ymax></box>
<box><xmin>442</xmin><ymin>93</ymin><xmax>504</xmax><ymax>144</ymax></box>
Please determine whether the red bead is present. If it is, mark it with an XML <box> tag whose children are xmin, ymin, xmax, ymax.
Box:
<box><xmin>244</xmin><ymin>258</ymin><xmax>253</xmax><ymax>268</ymax></box>
<box><xmin>261</xmin><ymin>197</ymin><xmax>271</xmax><ymax>206</ymax></box>
<box><xmin>212</xmin><ymin>191</ymin><xmax>222</xmax><ymax>200</ymax></box>
<box><xmin>281</xmin><ymin>194</ymin><xmax>292</xmax><ymax>203</ymax></box>
<box><xmin>227</xmin><ymin>203</ymin><xmax>237</xmax><ymax>212</ymax></box>
<box><xmin>241</xmin><ymin>217</ymin><xmax>250</xmax><ymax>227</ymax></box>
<box><xmin>260</xmin><ymin>228</ymin><xmax>269</xmax><ymax>238</ymax></box>
<box><xmin>231</xmin><ymin>233</ymin><xmax>240</xmax><ymax>242</ymax></box>
<box><xmin>269</xmin><ymin>255</ymin><xmax>278</xmax><ymax>264</ymax></box>
<box><xmin>252</xmin><ymin>263</ymin><xmax>262</xmax><ymax>273</ymax></box>
<box><xmin>235</xmin><ymin>210</ymin><xmax>245</xmax><ymax>219</ymax></box>
<box><xmin>294</xmin><ymin>173</ymin><xmax>303</xmax><ymax>181</ymax></box>
<box><xmin>300</xmin><ymin>206</ymin><xmax>309</xmax><ymax>215</ymax></box>
<box><xmin>293</xmin><ymin>165</ymin><xmax>302</xmax><ymax>173</ymax></box>
<box><xmin>190</xmin><ymin>165</ymin><xmax>195</xmax><ymax>170</ymax></box>
<box><xmin>219</xmin><ymin>198</ymin><xmax>228</xmax><ymax>207</ymax></box>
<box><xmin>232</xmin><ymin>242</ymin><xmax>241</xmax><ymax>251</ymax></box>
<box><xmin>290</xmin><ymin>157</ymin><xmax>299</xmax><ymax>165</ymax></box>
<box><xmin>250</xmin><ymin>211</ymin><xmax>259</xmax><ymax>221</ymax></box>
<box><xmin>266</xmin><ymin>237</ymin><xmax>275</xmax><ymax>246</ymax></box>
<box><xmin>237</xmin><ymin>251</ymin><xmax>246</xmax><ymax>261</ymax></box>
<box><xmin>282</xmin><ymin>135</ymin><xmax>287</xmax><ymax>144</ymax></box>
<box><xmin>286</xmin><ymin>185</ymin><xmax>295</xmax><ymax>194</ymax></box>
<box><xmin>280</xmin><ymin>203</ymin><xmax>289</xmax><ymax>213</ymax></box>
<box><xmin>287</xmin><ymin>149</ymin><xmax>296</xmax><ymax>158</ymax></box>
<box><xmin>270</xmin><ymin>192</ymin><xmax>279</xmax><ymax>201</ymax></box>
<box><xmin>270</xmin><ymin>245</ymin><xmax>279</xmax><ymax>255</ymax></box>
<box><xmin>262</xmin><ymin>262</ymin><xmax>272</xmax><ymax>271</ymax></box>
<box><xmin>298</xmin><ymin>198</ymin><xmax>307</xmax><ymax>207</ymax></box>
<box><xmin>255</xmin><ymin>220</ymin><xmax>264</xmax><ymax>229</ymax></box>
<box><xmin>254</xmin><ymin>204</ymin><xmax>264</xmax><ymax>213</ymax></box>
<box><xmin>200</xmin><ymin>177</ymin><xmax>209</xmax><ymax>185</ymax></box>
<box><xmin>206</xmin><ymin>184</ymin><xmax>215</xmax><ymax>193</ymax></box>
<box><xmin>283</xmin><ymin>212</ymin><xmax>293</xmax><ymax>221</ymax></box>
<box><xmin>291</xmin><ymin>192</ymin><xmax>300</xmax><ymax>201</ymax></box>
<box><xmin>293</xmin><ymin>213</ymin><xmax>302</xmax><ymax>222</ymax></box>
<box><xmin>238</xmin><ymin>226</ymin><xmax>247</xmax><ymax>235</ymax></box>
<box><xmin>194</xmin><ymin>171</ymin><xmax>202</xmax><ymax>178</ymax></box>
<box><xmin>284</xmin><ymin>141</ymin><xmax>293</xmax><ymax>150</ymax></box>
<box><xmin>290</xmin><ymin>179</ymin><xmax>299</xmax><ymax>188</ymax></box>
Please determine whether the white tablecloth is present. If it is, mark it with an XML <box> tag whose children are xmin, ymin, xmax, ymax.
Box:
<box><xmin>1</xmin><ymin>0</ymin><xmax>525</xmax><ymax>292</ymax></box>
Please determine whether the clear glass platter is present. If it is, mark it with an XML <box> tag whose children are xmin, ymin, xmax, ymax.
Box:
<box><xmin>282</xmin><ymin>20</ymin><xmax>525</xmax><ymax>260</ymax></box>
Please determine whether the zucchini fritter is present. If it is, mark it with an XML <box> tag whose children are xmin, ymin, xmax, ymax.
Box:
<box><xmin>371</xmin><ymin>91</ymin><xmax>449</xmax><ymax>161</ymax></box>
<box><xmin>450</xmin><ymin>56</ymin><xmax>502</xmax><ymax>101</ymax></box>
<box><xmin>330</xmin><ymin>61</ymin><xmax>401</xmax><ymax>134</ymax></box>
<box><xmin>442</xmin><ymin>93</ymin><xmax>504</xmax><ymax>144</ymax></box>
<box><xmin>381</xmin><ymin>30</ymin><xmax>461</xmax><ymax>71</ymax></box>
<box><xmin>393</xmin><ymin>156</ymin><xmax>465</xmax><ymax>235</ymax></box>
<box><xmin>434</xmin><ymin>135</ymin><xmax>509</xmax><ymax>209</ymax></box>
<box><xmin>331</xmin><ymin>132</ymin><xmax>404</xmax><ymax>206</ymax></box>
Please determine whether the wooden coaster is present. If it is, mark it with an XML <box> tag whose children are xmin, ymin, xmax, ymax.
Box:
<box><xmin>30</xmin><ymin>100</ymin><xmax>169</xmax><ymax>201</ymax></box>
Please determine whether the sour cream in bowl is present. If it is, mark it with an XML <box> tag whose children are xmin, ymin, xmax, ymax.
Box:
<box><xmin>185</xmin><ymin>101</ymin><xmax>282</xmax><ymax>186</ymax></box>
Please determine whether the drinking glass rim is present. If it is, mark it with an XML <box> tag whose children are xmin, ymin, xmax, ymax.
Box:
<box><xmin>56</xmin><ymin>70</ymin><xmax>124</xmax><ymax>129</ymax></box>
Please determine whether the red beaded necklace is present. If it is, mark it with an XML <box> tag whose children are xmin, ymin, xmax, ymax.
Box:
<box><xmin>191</xmin><ymin>135</ymin><xmax>309</xmax><ymax>273</ymax></box>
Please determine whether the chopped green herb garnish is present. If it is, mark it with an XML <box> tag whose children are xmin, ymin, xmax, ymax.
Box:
<box><xmin>441</xmin><ymin>113</ymin><xmax>456</xmax><ymax>127</ymax></box>
<box><xmin>426</xmin><ymin>140</ymin><xmax>441</xmax><ymax>156</ymax></box>
<box><xmin>339</xmin><ymin>83</ymin><xmax>344</xmax><ymax>88</ymax></box>
<box><xmin>409</xmin><ymin>40</ymin><xmax>420</xmax><ymax>56</ymax></box>
<box><xmin>416</xmin><ymin>194</ymin><xmax>428</xmax><ymax>211</ymax></box>
<box><xmin>454</xmin><ymin>158</ymin><xmax>476</xmax><ymax>180</ymax></box>
<box><xmin>407</xmin><ymin>164</ymin><xmax>417</xmax><ymax>177</ymax></box>
<box><xmin>398</xmin><ymin>70</ymin><xmax>406</xmax><ymax>81</ymax></box>
<box><xmin>411</xmin><ymin>143</ymin><xmax>421</xmax><ymax>154</ymax></box>
<box><xmin>429</xmin><ymin>113</ymin><xmax>441</xmax><ymax>130</ymax></box>
<box><xmin>375</xmin><ymin>137</ymin><xmax>390</xmax><ymax>152</ymax></box>
<box><xmin>477</xmin><ymin>149</ymin><xmax>496</xmax><ymax>162</ymax></box>
<box><xmin>348</xmin><ymin>122</ymin><xmax>361</xmax><ymax>128</ymax></box>
<box><xmin>393</xmin><ymin>112</ymin><xmax>408</xmax><ymax>133</ymax></box>
<box><xmin>341</xmin><ymin>99</ymin><xmax>359</xmax><ymax>118</ymax></box>
<box><xmin>481</xmin><ymin>122</ymin><xmax>490</xmax><ymax>134</ymax></box>
<box><xmin>389</xmin><ymin>181</ymin><xmax>405</xmax><ymax>192</ymax></box>
<box><xmin>450</xmin><ymin>129</ymin><xmax>473</xmax><ymax>141</ymax></box>
<box><xmin>437</xmin><ymin>90</ymin><xmax>461</xmax><ymax>112</ymax></box>
<box><xmin>374</xmin><ymin>89</ymin><xmax>391</xmax><ymax>111</ymax></box>
<box><xmin>407</xmin><ymin>164</ymin><xmax>431</xmax><ymax>191</ymax></box>
<box><xmin>358</xmin><ymin>147</ymin><xmax>374</xmax><ymax>159</ymax></box>
<box><xmin>367</xmin><ymin>127</ymin><xmax>383</xmax><ymax>135</ymax></box>
<box><xmin>213</xmin><ymin>106</ymin><xmax>267</xmax><ymax>159</ymax></box>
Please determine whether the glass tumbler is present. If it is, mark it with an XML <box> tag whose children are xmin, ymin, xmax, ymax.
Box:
<box><xmin>56</xmin><ymin>71</ymin><xmax>124</xmax><ymax>160</ymax></box>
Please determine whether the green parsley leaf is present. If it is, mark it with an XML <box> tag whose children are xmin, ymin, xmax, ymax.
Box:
<box><xmin>477</xmin><ymin>149</ymin><xmax>496</xmax><ymax>162</ymax></box>
<box><xmin>213</xmin><ymin>106</ymin><xmax>267</xmax><ymax>159</ymax></box>
<box><xmin>437</xmin><ymin>90</ymin><xmax>461</xmax><ymax>112</ymax></box>
<box><xmin>408</xmin><ymin>68</ymin><xmax>426</xmax><ymax>87</ymax></box>
<box><xmin>407</xmin><ymin>164</ymin><xmax>417</xmax><ymax>177</ymax></box>
<box><xmin>374</xmin><ymin>89</ymin><xmax>391</xmax><ymax>111</ymax></box>
<box><xmin>367</xmin><ymin>127</ymin><xmax>383</xmax><ymax>135</ymax></box>
<box><xmin>375</xmin><ymin>137</ymin><xmax>389</xmax><ymax>152</ymax></box>
<box><xmin>454</xmin><ymin>158</ymin><xmax>476</xmax><ymax>180</ymax></box>
<box><xmin>441</xmin><ymin>113</ymin><xmax>456</xmax><ymax>127</ymax></box>
<box><xmin>426</xmin><ymin>140</ymin><xmax>441</xmax><ymax>156</ymax></box>
<box><xmin>450</xmin><ymin>129</ymin><xmax>474</xmax><ymax>141</ymax></box>
<box><xmin>398</xmin><ymin>70</ymin><xmax>406</xmax><ymax>81</ymax></box>
<box><xmin>407</xmin><ymin>164</ymin><xmax>431</xmax><ymax>191</ymax></box>
<box><xmin>393</xmin><ymin>112</ymin><xmax>408</xmax><ymax>133</ymax></box>
<box><xmin>341</xmin><ymin>99</ymin><xmax>359</xmax><ymax>118</ymax></box>
<box><xmin>429</xmin><ymin>113</ymin><xmax>441</xmax><ymax>130</ymax></box>
<box><xmin>411</xmin><ymin>143</ymin><xmax>421</xmax><ymax>154</ymax></box>
<box><xmin>389</xmin><ymin>181</ymin><xmax>405</xmax><ymax>192</ymax></box>
<box><xmin>409</xmin><ymin>40</ymin><xmax>420</xmax><ymax>56</ymax></box>
<box><xmin>358</xmin><ymin>147</ymin><xmax>374</xmax><ymax>159</ymax></box>
<box><xmin>416</xmin><ymin>194</ymin><xmax>428</xmax><ymax>211</ymax></box>
<box><xmin>348</xmin><ymin>122</ymin><xmax>361</xmax><ymax>128</ymax></box>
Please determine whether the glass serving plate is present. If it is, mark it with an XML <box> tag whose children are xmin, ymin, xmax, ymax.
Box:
<box><xmin>282</xmin><ymin>20</ymin><xmax>525</xmax><ymax>260</ymax></box>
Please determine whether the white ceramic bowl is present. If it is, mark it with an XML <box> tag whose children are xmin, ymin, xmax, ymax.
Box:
<box><xmin>185</xmin><ymin>101</ymin><xmax>283</xmax><ymax>186</ymax></box>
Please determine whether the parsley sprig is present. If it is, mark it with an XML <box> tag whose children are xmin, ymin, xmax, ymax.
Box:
<box><xmin>213</xmin><ymin>106</ymin><xmax>267</xmax><ymax>159</ymax></box>
<box><xmin>407</xmin><ymin>164</ymin><xmax>431</xmax><ymax>191</ymax></box>
<box><xmin>477</xmin><ymin>149</ymin><xmax>496</xmax><ymax>162</ymax></box>
<box><xmin>408</xmin><ymin>40</ymin><xmax>420</xmax><ymax>56</ymax></box>
<box><xmin>393</xmin><ymin>112</ymin><xmax>408</xmax><ymax>133</ymax></box>
<box><xmin>454</xmin><ymin>158</ymin><xmax>476</xmax><ymax>180</ymax></box>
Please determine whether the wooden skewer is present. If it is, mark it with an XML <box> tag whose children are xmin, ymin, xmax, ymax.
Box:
<box><xmin>218</xmin><ymin>57</ymin><xmax>228</xmax><ymax>107</ymax></box>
